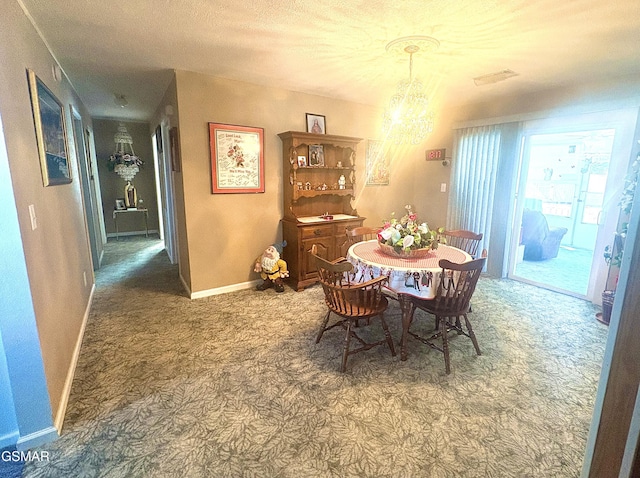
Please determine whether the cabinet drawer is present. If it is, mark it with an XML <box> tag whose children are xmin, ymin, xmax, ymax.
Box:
<box><xmin>301</xmin><ymin>224</ymin><xmax>333</xmax><ymax>239</ymax></box>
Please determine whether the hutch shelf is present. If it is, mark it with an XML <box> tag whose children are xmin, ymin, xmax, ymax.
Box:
<box><xmin>278</xmin><ymin>131</ymin><xmax>364</xmax><ymax>291</ymax></box>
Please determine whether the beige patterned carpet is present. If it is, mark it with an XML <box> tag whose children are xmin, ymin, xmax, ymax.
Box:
<box><xmin>21</xmin><ymin>236</ymin><xmax>608</xmax><ymax>477</ymax></box>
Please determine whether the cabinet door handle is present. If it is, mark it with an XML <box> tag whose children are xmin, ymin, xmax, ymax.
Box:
<box><xmin>314</xmin><ymin>229</ymin><xmax>323</xmax><ymax>236</ymax></box>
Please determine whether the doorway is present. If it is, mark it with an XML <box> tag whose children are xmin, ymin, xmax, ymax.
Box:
<box><xmin>507</xmin><ymin>109</ymin><xmax>638</xmax><ymax>303</ymax></box>
<box><xmin>71</xmin><ymin>108</ymin><xmax>101</xmax><ymax>270</ymax></box>
<box><xmin>152</xmin><ymin>123</ymin><xmax>177</xmax><ymax>264</ymax></box>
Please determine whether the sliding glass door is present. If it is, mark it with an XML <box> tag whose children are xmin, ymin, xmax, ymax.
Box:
<box><xmin>508</xmin><ymin>110</ymin><xmax>638</xmax><ymax>303</ymax></box>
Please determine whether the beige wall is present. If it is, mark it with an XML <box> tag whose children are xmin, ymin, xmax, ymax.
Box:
<box><xmin>94</xmin><ymin>119</ymin><xmax>159</xmax><ymax>236</ymax></box>
<box><xmin>166</xmin><ymin>69</ymin><xmax>500</xmax><ymax>296</ymax></box>
<box><xmin>0</xmin><ymin>0</ymin><xmax>96</xmax><ymax>423</ymax></box>
<box><xmin>174</xmin><ymin>70</ymin><xmax>457</xmax><ymax>294</ymax></box>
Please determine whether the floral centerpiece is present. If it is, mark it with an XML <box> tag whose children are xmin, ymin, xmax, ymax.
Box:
<box><xmin>378</xmin><ymin>205</ymin><xmax>444</xmax><ymax>257</ymax></box>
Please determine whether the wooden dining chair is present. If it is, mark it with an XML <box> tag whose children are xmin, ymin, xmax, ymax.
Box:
<box><xmin>311</xmin><ymin>244</ymin><xmax>396</xmax><ymax>372</ymax></box>
<box><xmin>441</xmin><ymin>230</ymin><xmax>483</xmax><ymax>258</ymax></box>
<box><xmin>345</xmin><ymin>226</ymin><xmax>379</xmax><ymax>245</ymax></box>
<box><xmin>405</xmin><ymin>257</ymin><xmax>486</xmax><ymax>374</ymax></box>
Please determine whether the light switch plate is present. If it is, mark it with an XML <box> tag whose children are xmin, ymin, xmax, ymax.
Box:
<box><xmin>440</xmin><ymin>183</ymin><xmax>447</xmax><ymax>193</ymax></box>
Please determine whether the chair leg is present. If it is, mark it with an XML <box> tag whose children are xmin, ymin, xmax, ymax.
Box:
<box><xmin>440</xmin><ymin>316</ymin><xmax>451</xmax><ymax>375</ymax></box>
<box><xmin>316</xmin><ymin>310</ymin><xmax>331</xmax><ymax>344</ymax></box>
<box><xmin>463</xmin><ymin>313</ymin><xmax>482</xmax><ymax>356</ymax></box>
<box><xmin>379</xmin><ymin>314</ymin><xmax>396</xmax><ymax>356</ymax></box>
<box><xmin>340</xmin><ymin>320</ymin><xmax>353</xmax><ymax>373</ymax></box>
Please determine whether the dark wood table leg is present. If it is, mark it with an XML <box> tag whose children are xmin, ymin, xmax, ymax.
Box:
<box><xmin>397</xmin><ymin>293</ymin><xmax>413</xmax><ymax>361</ymax></box>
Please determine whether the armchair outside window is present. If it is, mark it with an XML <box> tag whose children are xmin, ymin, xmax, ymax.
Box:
<box><xmin>520</xmin><ymin>209</ymin><xmax>568</xmax><ymax>261</ymax></box>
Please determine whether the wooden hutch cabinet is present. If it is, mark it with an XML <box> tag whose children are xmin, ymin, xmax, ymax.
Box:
<box><xmin>278</xmin><ymin>131</ymin><xmax>364</xmax><ymax>291</ymax></box>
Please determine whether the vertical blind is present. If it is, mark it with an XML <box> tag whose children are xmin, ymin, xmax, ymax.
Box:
<box><xmin>447</xmin><ymin>125</ymin><xmax>502</xmax><ymax>254</ymax></box>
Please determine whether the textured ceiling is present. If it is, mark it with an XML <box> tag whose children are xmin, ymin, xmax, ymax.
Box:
<box><xmin>19</xmin><ymin>0</ymin><xmax>640</xmax><ymax>121</ymax></box>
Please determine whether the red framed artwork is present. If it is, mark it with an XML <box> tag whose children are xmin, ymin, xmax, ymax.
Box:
<box><xmin>208</xmin><ymin>122</ymin><xmax>265</xmax><ymax>194</ymax></box>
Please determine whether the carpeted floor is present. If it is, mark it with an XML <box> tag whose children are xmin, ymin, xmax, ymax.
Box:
<box><xmin>21</xmin><ymin>236</ymin><xmax>608</xmax><ymax>477</ymax></box>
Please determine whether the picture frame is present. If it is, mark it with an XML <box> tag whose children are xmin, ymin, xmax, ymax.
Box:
<box><xmin>170</xmin><ymin>127</ymin><xmax>181</xmax><ymax>172</ymax></box>
<box><xmin>297</xmin><ymin>155</ymin><xmax>307</xmax><ymax>167</ymax></box>
<box><xmin>306</xmin><ymin>113</ymin><xmax>326</xmax><ymax>134</ymax></box>
<box><xmin>27</xmin><ymin>69</ymin><xmax>71</xmax><ymax>186</ymax></box>
<box><xmin>209</xmin><ymin>122</ymin><xmax>264</xmax><ymax>194</ymax></box>
<box><xmin>308</xmin><ymin>144</ymin><xmax>325</xmax><ymax>167</ymax></box>
<box><xmin>115</xmin><ymin>198</ymin><xmax>126</xmax><ymax>210</ymax></box>
<box><xmin>366</xmin><ymin>139</ymin><xmax>389</xmax><ymax>186</ymax></box>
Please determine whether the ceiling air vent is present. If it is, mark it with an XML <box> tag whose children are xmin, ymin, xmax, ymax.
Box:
<box><xmin>473</xmin><ymin>69</ymin><xmax>518</xmax><ymax>86</ymax></box>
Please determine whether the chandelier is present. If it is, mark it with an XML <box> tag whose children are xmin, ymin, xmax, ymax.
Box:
<box><xmin>383</xmin><ymin>36</ymin><xmax>438</xmax><ymax>145</ymax></box>
<box><xmin>109</xmin><ymin>123</ymin><xmax>143</xmax><ymax>182</ymax></box>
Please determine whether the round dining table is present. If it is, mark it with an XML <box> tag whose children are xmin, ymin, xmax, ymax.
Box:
<box><xmin>346</xmin><ymin>240</ymin><xmax>472</xmax><ymax>360</ymax></box>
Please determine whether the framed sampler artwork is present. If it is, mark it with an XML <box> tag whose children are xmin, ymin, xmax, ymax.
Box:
<box><xmin>208</xmin><ymin>123</ymin><xmax>265</xmax><ymax>194</ymax></box>
<box><xmin>306</xmin><ymin>113</ymin><xmax>326</xmax><ymax>134</ymax></box>
<box><xmin>27</xmin><ymin>68</ymin><xmax>71</xmax><ymax>186</ymax></box>
<box><xmin>365</xmin><ymin>139</ymin><xmax>389</xmax><ymax>186</ymax></box>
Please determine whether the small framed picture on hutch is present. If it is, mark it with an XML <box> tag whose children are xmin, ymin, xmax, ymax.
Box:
<box><xmin>209</xmin><ymin>122</ymin><xmax>264</xmax><ymax>194</ymax></box>
<box><xmin>297</xmin><ymin>155</ymin><xmax>307</xmax><ymax>167</ymax></box>
<box><xmin>306</xmin><ymin>113</ymin><xmax>326</xmax><ymax>134</ymax></box>
<box><xmin>308</xmin><ymin>144</ymin><xmax>325</xmax><ymax>167</ymax></box>
<box><xmin>27</xmin><ymin>68</ymin><xmax>72</xmax><ymax>186</ymax></box>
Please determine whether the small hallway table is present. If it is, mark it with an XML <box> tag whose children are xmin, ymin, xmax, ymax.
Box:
<box><xmin>346</xmin><ymin>240</ymin><xmax>471</xmax><ymax>360</ymax></box>
<box><xmin>112</xmin><ymin>208</ymin><xmax>149</xmax><ymax>240</ymax></box>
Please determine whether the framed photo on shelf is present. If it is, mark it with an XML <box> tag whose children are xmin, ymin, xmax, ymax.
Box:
<box><xmin>297</xmin><ymin>155</ymin><xmax>307</xmax><ymax>167</ymax></box>
<box><xmin>169</xmin><ymin>127</ymin><xmax>181</xmax><ymax>172</ymax></box>
<box><xmin>27</xmin><ymin>68</ymin><xmax>71</xmax><ymax>186</ymax></box>
<box><xmin>306</xmin><ymin>113</ymin><xmax>326</xmax><ymax>134</ymax></box>
<box><xmin>308</xmin><ymin>144</ymin><xmax>325</xmax><ymax>167</ymax></box>
<box><xmin>365</xmin><ymin>139</ymin><xmax>389</xmax><ymax>186</ymax></box>
<box><xmin>208</xmin><ymin>122</ymin><xmax>264</xmax><ymax>194</ymax></box>
<box><xmin>115</xmin><ymin>198</ymin><xmax>126</xmax><ymax>210</ymax></box>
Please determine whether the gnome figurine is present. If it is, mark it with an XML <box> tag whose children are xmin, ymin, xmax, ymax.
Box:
<box><xmin>254</xmin><ymin>241</ymin><xmax>289</xmax><ymax>293</ymax></box>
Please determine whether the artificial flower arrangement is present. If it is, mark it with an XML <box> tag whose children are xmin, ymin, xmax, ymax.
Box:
<box><xmin>378</xmin><ymin>204</ymin><xmax>444</xmax><ymax>255</ymax></box>
<box><xmin>108</xmin><ymin>151</ymin><xmax>143</xmax><ymax>171</ymax></box>
<box><xmin>108</xmin><ymin>151</ymin><xmax>144</xmax><ymax>181</ymax></box>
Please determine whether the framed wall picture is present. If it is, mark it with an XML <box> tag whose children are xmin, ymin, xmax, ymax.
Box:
<box><xmin>308</xmin><ymin>144</ymin><xmax>325</xmax><ymax>167</ymax></box>
<box><xmin>209</xmin><ymin>123</ymin><xmax>264</xmax><ymax>194</ymax></box>
<box><xmin>27</xmin><ymin>69</ymin><xmax>71</xmax><ymax>186</ymax></box>
<box><xmin>170</xmin><ymin>126</ymin><xmax>181</xmax><ymax>172</ymax></box>
<box><xmin>306</xmin><ymin>113</ymin><xmax>326</xmax><ymax>134</ymax></box>
<box><xmin>366</xmin><ymin>139</ymin><xmax>389</xmax><ymax>186</ymax></box>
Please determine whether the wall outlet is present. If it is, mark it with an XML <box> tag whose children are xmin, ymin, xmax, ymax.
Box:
<box><xmin>28</xmin><ymin>204</ymin><xmax>37</xmax><ymax>230</ymax></box>
<box><xmin>440</xmin><ymin>183</ymin><xmax>447</xmax><ymax>193</ymax></box>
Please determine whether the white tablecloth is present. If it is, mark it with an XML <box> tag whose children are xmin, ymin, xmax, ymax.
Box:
<box><xmin>346</xmin><ymin>240</ymin><xmax>471</xmax><ymax>299</ymax></box>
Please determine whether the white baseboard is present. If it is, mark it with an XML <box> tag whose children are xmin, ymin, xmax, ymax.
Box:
<box><xmin>190</xmin><ymin>280</ymin><xmax>261</xmax><ymax>299</ymax></box>
<box><xmin>53</xmin><ymin>283</ymin><xmax>95</xmax><ymax>433</ymax></box>
<box><xmin>16</xmin><ymin>426</ymin><xmax>58</xmax><ymax>451</ymax></box>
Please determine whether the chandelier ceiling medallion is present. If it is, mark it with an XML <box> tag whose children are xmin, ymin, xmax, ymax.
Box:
<box><xmin>383</xmin><ymin>36</ymin><xmax>439</xmax><ymax>145</ymax></box>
